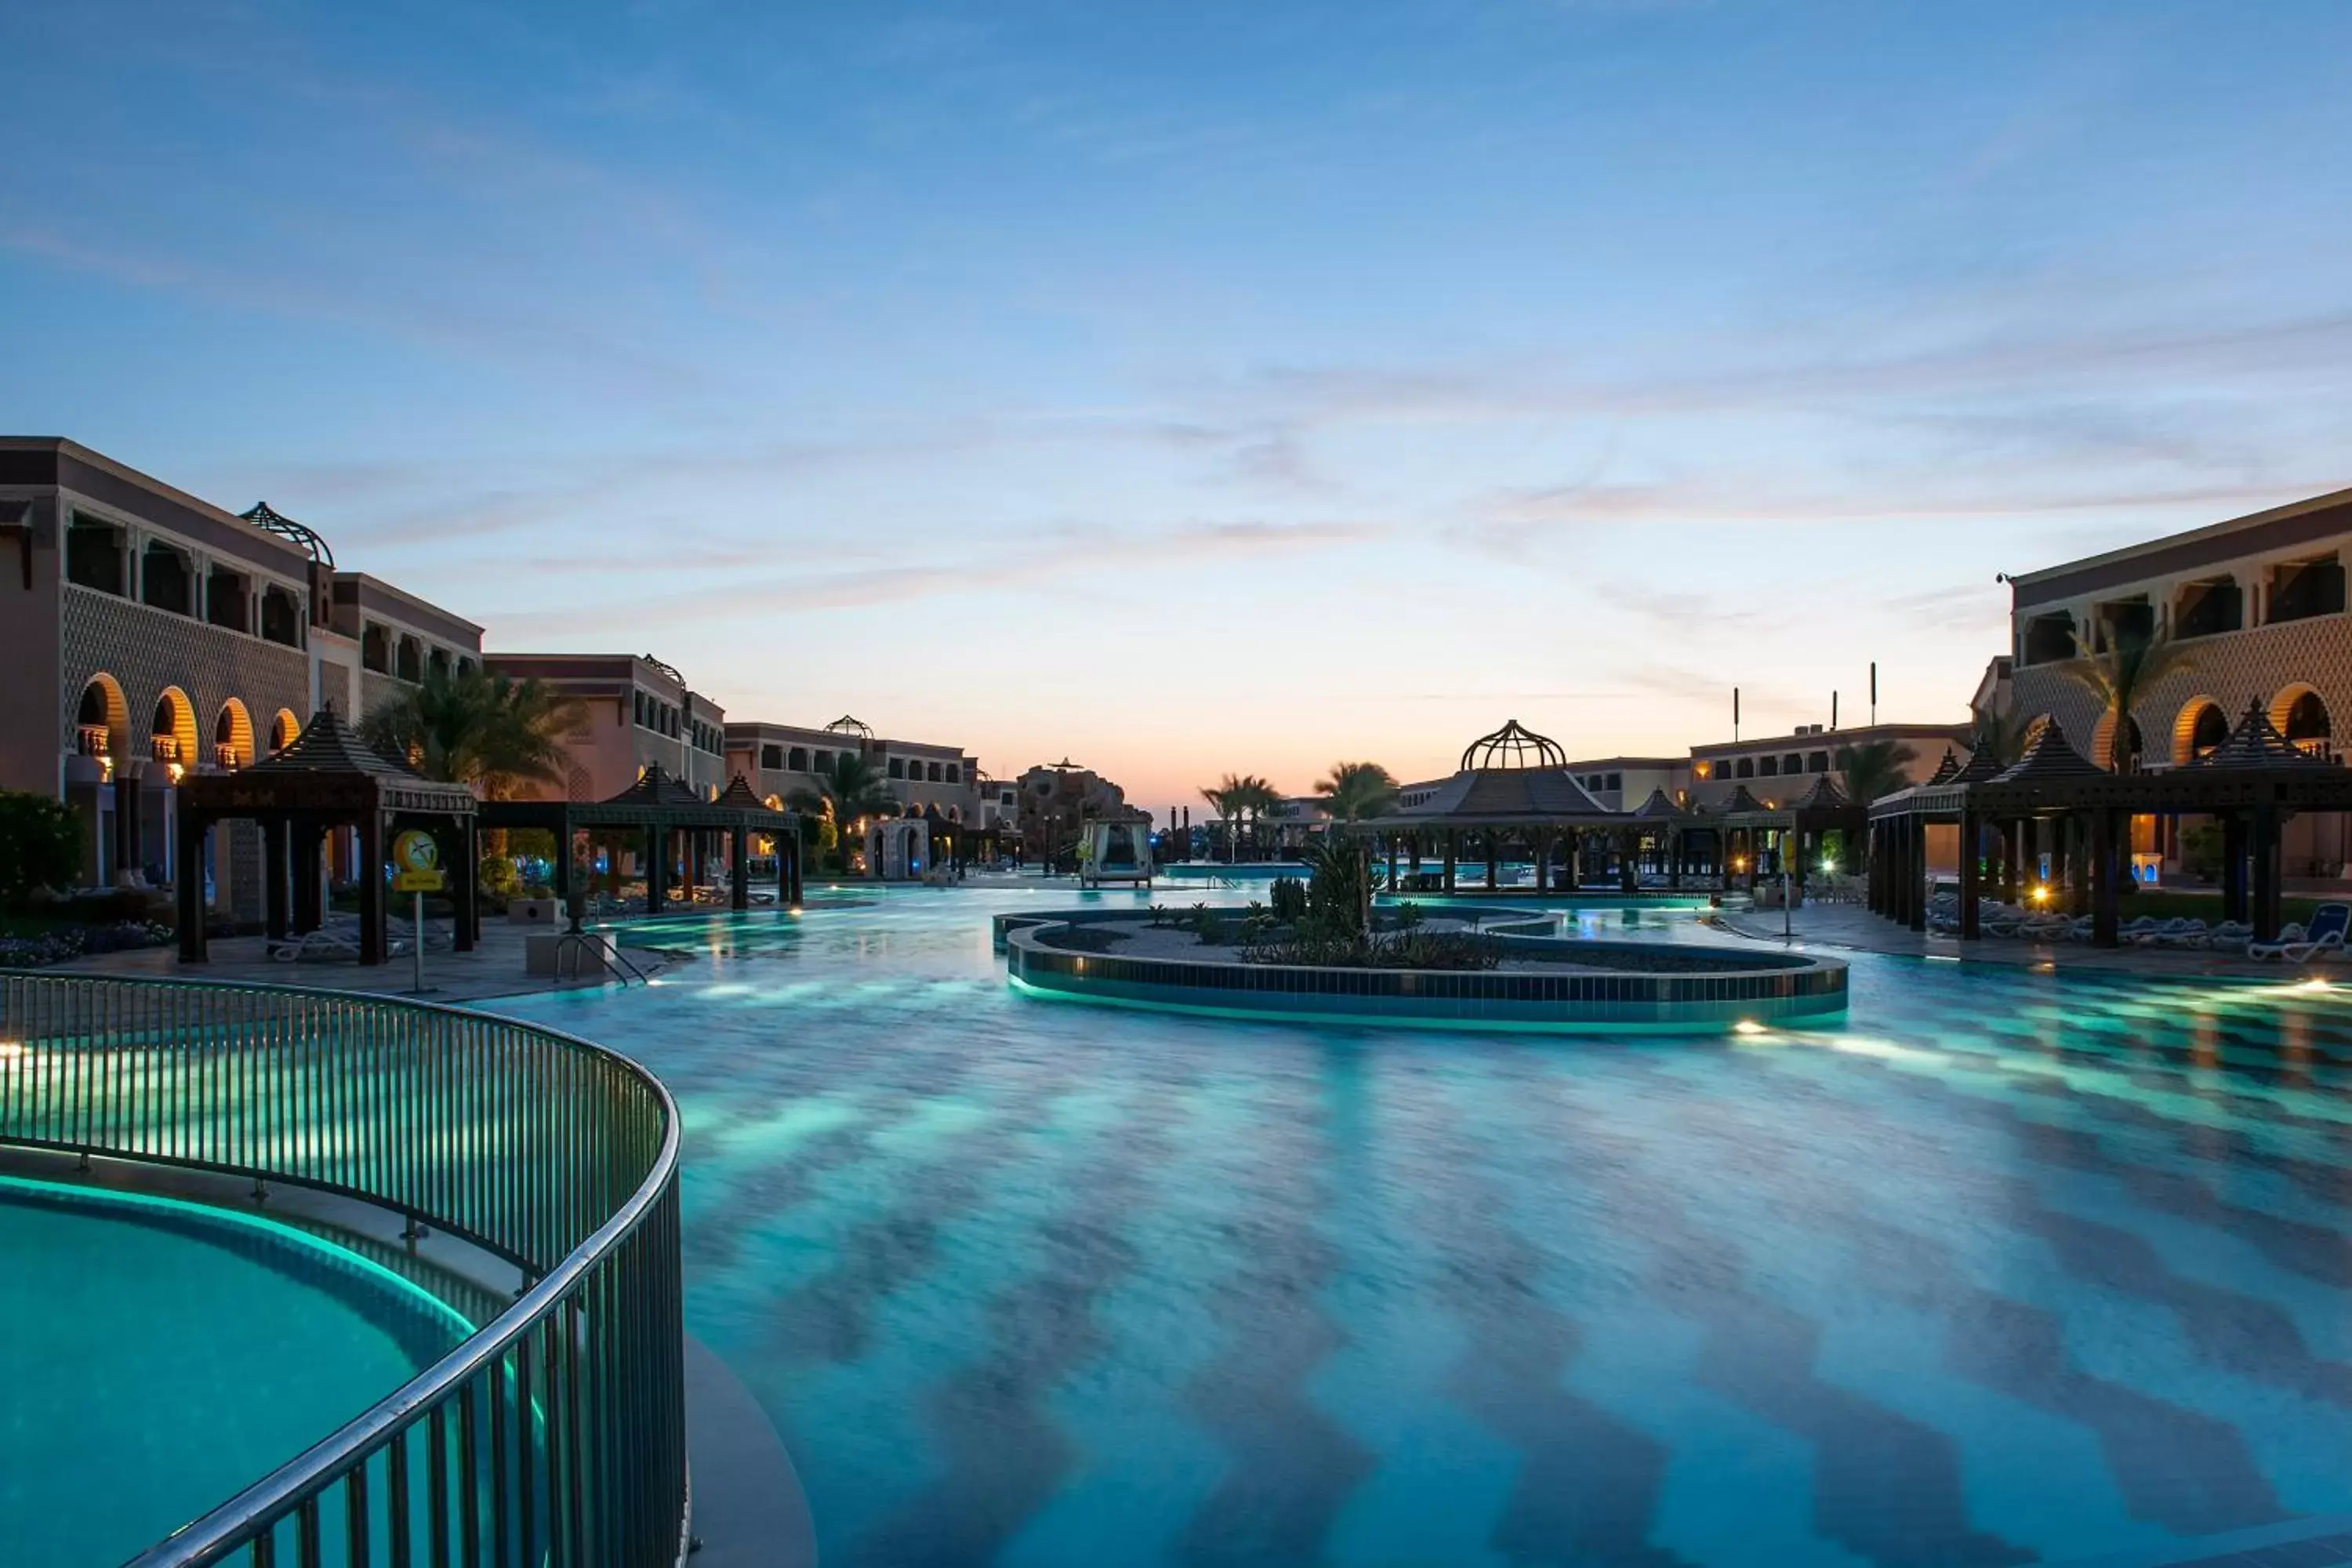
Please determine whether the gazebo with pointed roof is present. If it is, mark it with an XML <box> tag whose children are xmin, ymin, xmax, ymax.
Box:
<box><xmin>176</xmin><ymin>706</ymin><xmax>477</xmax><ymax>966</ymax></box>
<box><xmin>1352</xmin><ymin>719</ymin><xmax>1679</xmax><ymax>895</ymax></box>
<box><xmin>479</xmin><ymin>762</ymin><xmax>803</xmax><ymax>915</ymax></box>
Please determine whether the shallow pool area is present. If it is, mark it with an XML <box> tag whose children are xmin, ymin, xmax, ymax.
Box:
<box><xmin>0</xmin><ymin>1176</ymin><xmax>473</xmax><ymax>1566</ymax></box>
<box><xmin>493</xmin><ymin>887</ymin><xmax>2352</xmax><ymax>1566</ymax></box>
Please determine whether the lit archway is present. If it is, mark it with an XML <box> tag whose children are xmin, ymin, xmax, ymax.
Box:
<box><xmin>2089</xmin><ymin>711</ymin><xmax>2146</xmax><ymax>772</ymax></box>
<box><xmin>2171</xmin><ymin>698</ymin><xmax>2227</xmax><ymax>765</ymax></box>
<box><xmin>151</xmin><ymin>688</ymin><xmax>198</xmax><ymax>770</ymax></box>
<box><xmin>2273</xmin><ymin>685</ymin><xmax>2332</xmax><ymax>755</ymax></box>
<box><xmin>74</xmin><ymin>673</ymin><xmax>129</xmax><ymax>760</ymax></box>
<box><xmin>270</xmin><ymin>710</ymin><xmax>302</xmax><ymax>753</ymax></box>
<box><xmin>213</xmin><ymin>699</ymin><xmax>256</xmax><ymax>770</ymax></box>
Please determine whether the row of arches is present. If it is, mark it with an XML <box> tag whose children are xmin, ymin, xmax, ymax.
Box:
<box><xmin>2052</xmin><ymin>684</ymin><xmax>2332</xmax><ymax>771</ymax></box>
<box><xmin>74</xmin><ymin>674</ymin><xmax>299</xmax><ymax>773</ymax></box>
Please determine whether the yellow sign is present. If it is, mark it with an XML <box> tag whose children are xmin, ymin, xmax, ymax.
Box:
<box><xmin>391</xmin><ymin>829</ymin><xmax>445</xmax><ymax>894</ymax></box>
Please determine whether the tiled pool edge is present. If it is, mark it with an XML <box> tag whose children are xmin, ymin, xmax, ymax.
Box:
<box><xmin>1000</xmin><ymin>912</ymin><xmax>1846</xmax><ymax>1033</ymax></box>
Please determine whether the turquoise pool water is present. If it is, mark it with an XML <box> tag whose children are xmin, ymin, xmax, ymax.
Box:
<box><xmin>0</xmin><ymin>1177</ymin><xmax>472</xmax><ymax>1566</ymax></box>
<box><xmin>496</xmin><ymin>887</ymin><xmax>2352</xmax><ymax>1566</ymax></box>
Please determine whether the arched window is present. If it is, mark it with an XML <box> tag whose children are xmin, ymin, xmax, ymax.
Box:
<box><xmin>927</xmin><ymin>761</ymin><xmax>943</xmax><ymax>782</ymax></box>
<box><xmin>213</xmin><ymin>700</ymin><xmax>254</xmax><ymax>769</ymax></box>
<box><xmin>2175</xmin><ymin>699</ymin><xmax>2228</xmax><ymax>765</ymax></box>
<box><xmin>361</xmin><ymin>623</ymin><xmax>390</xmax><ymax>673</ymax></box>
<box><xmin>150</xmin><ymin>688</ymin><xmax>196</xmax><ymax>768</ymax></box>
<box><xmin>888</xmin><ymin>757</ymin><xmax>906</xmax><ymax>779</ymax></box>
<box><xmin>2285</xmin><ymin>691</ymin><xmax>2332</xmax><ymax>752</ymax></box>
<box><xmin>1734</xmin><ymin>758</ymin><xmax>1754</xmax><ymax>779</ymax></box>
<box><xmin>395</xmin><ymin>636</ymin><xmax>423</xmax><ymax>682</ymax></box>
<box><xmin>75</xmin><ymin>676</ymin><xmax>125</xmax><ymax>759</ymax></box>
<box><xmin>788</xmin><ymin>746</ymin><xmax>808</xmax><ymax>771</ymax></box>
<box><xmin>270</xmin><ymin>710</ymin><xmax>301</xmax><ymax>753</ymax></box>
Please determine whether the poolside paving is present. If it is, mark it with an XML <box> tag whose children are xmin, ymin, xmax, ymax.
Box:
<box><xmin>1712</xmin><ymin>902</ymin><xmax>2318</xmax><ymax>976</ymax></box>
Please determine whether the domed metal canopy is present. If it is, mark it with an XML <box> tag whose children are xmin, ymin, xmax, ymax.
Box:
<box><xmin>1460</xmin><ymin>719</ymin><xmax>1565</xmax><ymax>772</ymax></box>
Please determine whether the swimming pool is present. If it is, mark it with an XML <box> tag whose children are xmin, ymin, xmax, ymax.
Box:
<box><xmin>0</xmin><ymin>1176</ymin><xmax>472</xmax><ymax>1566</ymax></box>
<box><xmin>495</xmin><ymin>887</ymin><xmax>2352</xmax><ymax>1566</ymax></box>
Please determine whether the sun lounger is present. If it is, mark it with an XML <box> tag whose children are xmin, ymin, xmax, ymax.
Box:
<box><xmin>2250</xmin><ymin>904</ymin><xmax>2350</xmax><ymax>963</ymax></box>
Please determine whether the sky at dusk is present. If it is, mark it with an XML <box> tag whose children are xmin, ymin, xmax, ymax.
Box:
<box><xmin>5</xmin><ymin>1</ymin><xmax>2351</xmax><ymax>814</ymax></box>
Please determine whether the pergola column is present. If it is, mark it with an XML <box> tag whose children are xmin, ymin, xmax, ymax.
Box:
<box><xmin>263</xmin><ymin>819</ymin><xmax>290</xmax><ymax>942</ymax></box>
<box><xmin>1907</xmin><ymin>816</ymin><xmax>1929</xmax><ymax>932</ymax></box>
<box><xmin>450</xmin><ymin>819</ymin><xmax>477</xmax><ymax>953</ymax></box>
<box><xmin>646</xmin><ymin>826</ymin><xmax>667</xmax><ymax>915</ymax></box>
<box><xmin>2252</xmin><ymin>801</ymin><xmax>2282</xmax><ymax>942</ymax></box>
<box><xmin>1484</xmin><ymin>833</ymin><xmax>1499</xmax><ymax>891</ymax></box>
<box><xmin>292</xmin><ymin>821</ymin><xmax>325</xmax><ymax>935</ymax></box>
<box><xmin>2222</xmin><ymin>812</ymin><xmax>2249</xmax><ymax>920</ymax></box>
<box><xmin>1443</xmin><ymin>831</ymin><xmax>1457</xmax><ymax>893</ymax></box>
<box><xmin>731</xmin><ymin>829</ymin><xmax>750</xmax><ymax>911</ymax></box>
<box><xmin>176</xmin><ymin>808</ymin><xmax>210</xmax><ymax>961</ymax></box>
<box><xmin>2090</xmin><ymin>807</ymin><xmax>2121</xmax><ymax>948</ymax></box>
<box><xmin>358</xmin><ymin>810</ymin><xmax>387</xmax><ymax>967</ymax></box>
<box><xmin>1618</xmin><ymin>831</ymin><xmax>1637</xmax><ymax>894</ymax></box>
<box><xmin>1388</xmin><ymin>833</ymin><xmax>1400</xmax><ymax>892</ymax></box>
<box><xmin>1958</xmin><ymin>808</ymin><xmax>1981</xmax><ymax>938</ymax></box>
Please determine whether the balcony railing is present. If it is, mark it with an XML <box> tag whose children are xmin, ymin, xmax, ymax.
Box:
<box><xmin>0</xmin><ymin>973</ymin><xmax>685</xmax><ymax>1568</ymax></box>
<box><xmin>151</xmin><ymin>735</ymin><xmax>182</xmax><ymax>764</ymax></box>
<box><xmin>76</xmin><ymin>724</ymin><xmax>111</xmax><ymax>759</ymax></box>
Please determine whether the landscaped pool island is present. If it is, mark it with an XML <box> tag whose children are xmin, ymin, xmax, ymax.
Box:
<box><xmin>996</xmin><ymin>905</ymin><xmax>1847</xmax><ymax>1031</ymax></box>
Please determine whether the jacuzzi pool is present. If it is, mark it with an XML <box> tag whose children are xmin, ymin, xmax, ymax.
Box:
<box><xmin>0</xmin><ymin>1175</ymin><xmax>472</xmax><ymax>1566</ymax></box>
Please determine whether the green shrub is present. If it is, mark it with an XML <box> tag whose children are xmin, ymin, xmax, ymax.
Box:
<box><xmin>1269</xmin><ymin>877</ymin><xmax>1308</xmax><ymax>922</ymax></box>
<box><xmin>0</xmin><ymin>792</ymin><xmax>84</xmax><ymax>909</ymax></box>
<box><xmin>1302</xmin><ymin>837</ymin><xmax>1372</xmax><ymax>938</ymax></box>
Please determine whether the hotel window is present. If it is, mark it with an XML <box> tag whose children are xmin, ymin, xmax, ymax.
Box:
<box><xmin>1735</xmin><ymin>758</ymin><xmax>1754</xmax><ymax>779</ymax></box>
<box><xmin>2021</xmin><ymin>613</ymin><xmax>2077</xmax><ymax>666</ymax></box>
<box><xmin>888</xmin><ymin>758</ymin><xmax>906</xmax><ymax>779</ymax></box>
<box><xmin>927</xmin><ymin>761</ymin><xmax>942</xmax><ymax>782</ymax></box>
<box><xmin>2173</xmin><ymin>575</ymin><xmax>2244</xmax><ymax>639</ymax></box>
<box><xmin>946</xmin><ymin>764</ymin><xmax>960</xmax><ymax>783</ymax></box>
<box><xmin>141</xmin><ymin>541</ymin><xmax>194</xmax><ymax>616</ymax></box>
<box><xmin>395</xmin><ymin>636</ymin><xmax>423</xmax><ymax>682</ymax></box>
<box><xmin>206</xmin><ymin>567</ymin><xmax>249</xmax><ymax>632</ymax></box>
<box><xmin>1605</xmin><ymin>772</ymin><xmax>1621</xmax><ymax>791</ymax></box>
<box><xmin>66</xmin><ymin>514</ymin><xmax>125</xmax><ymax>595</ymax></box>
<box><xmin>2270</xmin><ymin>557</ymin><xmax>2346</xmax><ymax>624</ymax></box>
<box><xmin>458</xmin><ymin>657</ymin><xmax>475</xmax><ymax>677</ymax></box>
<box><xmin>815</xmin><ymin>750</ymin><xmax>833</xmax><ymax>770</ymax></box>
<box><xmin>1782</xmin><ymin>753</ymin><xmax>1802</xmax><ymax>775</ymax></box>
<box><xmin>1807</xmin><ymin>752</ymin><xmax>1828</xmax><ymax>773</ymax></box>
<box><xmin>633</xmin><ymin>691</ymin><xmax>646</xmax><ymax>726</ymax></box>
<box><xmin>1759</xmin><ymin>756</ymin><xmax>1778</xmax><ymax>776</ymax></box>
<box><xmin>2090</xmin><ymin>597</ymin><xmax>2152</xmax><ymax>654</ymax></box>
<box><xmin>260</xmin><ymin>585</ymin><xmax>302</xmax><ymax>648</ymax></box>
<box><xmin>760</xmin><ymin>744</ymin><xmax>784</xmax><ymax>769</ymax></box>
<box><xmin>789</xmin><ymin>746</ymin><xmax>808</xmax><ymax>771</ymax></box>
<box><xmin>364</xmin><ymin>626</ymin><xmax>391</xmax><ymax>673</ymax></box>
<box><xmin>427</xmin><ymin>648</ymin><xmax>450</xmax><ymax>681</ymax></box>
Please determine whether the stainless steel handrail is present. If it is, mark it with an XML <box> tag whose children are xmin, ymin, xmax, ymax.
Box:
<box><xmin>0</xmin><ymin>971</ymin><xmax>687</xmax><ymax>1568</ymax></box>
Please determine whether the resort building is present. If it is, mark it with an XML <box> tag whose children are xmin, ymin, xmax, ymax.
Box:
<box><xmin>2006</xmin><ymin>482</ymin><xmax>2352</xmax><ymax>877</ymax></box>
<box><xmin>1555</xmin><ymin>757</ymin><xmax>1688</xmax><ymax>811</ymax></box>
<box><xmin>0</xmin><ymin>438</ymin><xmax>480</xmax><ymax>902</ymax></box>
<box><xmin>1686</xmin><ymin>721</ymin><xmax>1969</xmax><ymax>809</ymax></box>
<box><xmin>724</xmin><ymin>716</ymin><xmax>983</xmax><ymax>820</ymax></box>
<box><xmin>1012</xmin><ymin>757</ymin><xmax>1146</xmax><ymax>864</ymax></box>
<box><xmin>481</xmin><ymin>652</ymin><xmax>728</xmax><ymax>801</ymax></box>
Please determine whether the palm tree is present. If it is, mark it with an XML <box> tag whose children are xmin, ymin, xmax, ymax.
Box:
<box><xmin>1234</xmin><ymin>773</ymin><xmax>1279</xmax><ymax>858</ymax></box>
<box><xmin>1314</xmin><ymin>760</ymin><xmax>1398</xmax><ymax>824</ymax></box>
<box><xmin>1838</xmin><ymin>739</ymin><xmax>1918</xmax><ymax>807</ymax></box>
<box><xmin>360</xmin><ymin>666</ymin><xmax>583</xmax><ymax>798</ymax></box>
<box><xmin>788</xmin><ymin>750</ymin><xmax>898</xmax><ymax>865</ymax></box>
<box><xmin>2062</xmin><ymin>623</ymin><xmax>2194</xmax><ymax>773</ymax></box>
<box><xmin>1967</xmin><ymin>702</ymin><xmax>2032</xmax><ymax>773</ymax></box>
<box><xmin>1201</xmin><ymin>775</ymin><xmax>1243</xmax><ymax>863</ymax></box>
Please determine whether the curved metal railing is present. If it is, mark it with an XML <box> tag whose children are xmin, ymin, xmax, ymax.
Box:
<box><xmin>0</xmin><ymin>971</ymin><xmax>685</xmax><ymax>1568</ymax></box>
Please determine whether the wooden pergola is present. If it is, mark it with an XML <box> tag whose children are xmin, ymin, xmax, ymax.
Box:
<box><xmin>176</xmin><ymin>707</ymin><xmax>478</xmax><ymax>967</ymax></box>
<box><xmin>478</xmin><ymin>762</ymin><xmax>802</xmax><ymax>917</ymax></box>
<box><xmin>1867</xmin><ymin>703</ymin><xmax>2352</xmax><ymax>946</ymax></box>
<box><xmin>1715</xmin><ymin>775</ymin><xmax>1863</xmax><ymax>898</ymax></box>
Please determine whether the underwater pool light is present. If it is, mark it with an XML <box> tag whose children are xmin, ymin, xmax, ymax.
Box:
<box><xmin>1732</xmin><ymin>1019</ymin><xmax>1766</xmax><ymax>1036</ymax></box>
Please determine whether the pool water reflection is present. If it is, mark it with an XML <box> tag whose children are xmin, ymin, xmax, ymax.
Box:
<box><xmin>490</xmin><ymin>887</ymin><xmax>2352</xmax><ymax>1567</ymax></box>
